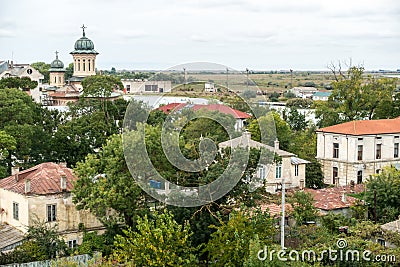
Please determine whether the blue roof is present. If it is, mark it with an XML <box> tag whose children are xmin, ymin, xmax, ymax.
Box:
<box><xmin>313</xmin><ymin>91</ymin><xmax>332</xmax><ymax>97</ymax></box>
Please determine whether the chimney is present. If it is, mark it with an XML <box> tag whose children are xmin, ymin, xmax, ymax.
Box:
<box><xmin>12</xmin><ymin>166</ymin><xmax>20</xmax><ymax>182</ymax></box>
<box><xmin>61</xmin><ymin>175</ymin><xmax>67</xmax><ymax>191</ymax></box>
<box><xmin>25</xmin><ymin>179</ymin><xmax>31</xmax><ymax>194</ymax></box>
<box><xmin>341</xmin><ymin>192</ymin><xmax>347</xmax><ymax>203</ymax></box>
<box><xmin>11</xmin><ymin>166</ymin><xmax>20</xmax><ymax>175</ymax></box>
<box><xmin>274</xmin><ymin>139</ymin><xmax>280</xmax><ymax>150</ymax></box>
<box><xmin>59</xmin><ymin>162</ymin><xmax>67</xmax><ymax>168</ymax></box>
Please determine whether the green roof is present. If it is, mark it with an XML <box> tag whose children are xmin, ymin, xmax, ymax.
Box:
<box><xmin>70</xmin><ymin>26</ymin><xmax>99</xmax><ymax>55</ymax></box>
<box><xmin>49</xmin><ymin>51</ymin><xmax>65</xmax><ymax>72</ymax></box>
<box><xmin>313</xmin><ymin>91</ymin><xmax>332</xmax><ymax>97</ymax></box>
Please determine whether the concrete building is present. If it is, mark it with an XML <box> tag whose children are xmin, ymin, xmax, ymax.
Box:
<box><xmin>204</xmin><ymin>82</ymin><xmax>216</xmax><ymax>93</ymax></box>
<box><xmin>0</xmin><ymin>163</ymin><xmax>104</xmax><ymax>251</ymax></box>
<box><xmin>219</xmin><ymin>132</ymin><xmax>309</xmax><ymax>193</ymax></box>
<box><xmin>312</xmin><ymin>91</ymin><xmax>332</xmax><ymax>101</ymax></box>
<box><xmin>316</xmin><ymin>118</ymin><xmax>400</xmax><ymax>186</ymax></box>
<box><xmin>0</xmin><ymin>61</ymin><xmax>44</xmax><ymax>102</ymax></box>
<box><xmin>289</xmin><ymin>87</ymin><xmax>318</xmax><ymax>98</ymax></box>
<box><xmin>121</xmin><ymin>79</ymin><xmax>172</xmax><ymax>93</ymax></box>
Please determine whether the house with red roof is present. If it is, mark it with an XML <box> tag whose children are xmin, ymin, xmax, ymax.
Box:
<box><xmin>304</xmin><ymin>184</ymin><xmax>365</xmax><ymax>217</ymax></box>
<box><xmin>316</xmin><ymin>118</ymin><xmax>400</xmax><ymax>186</ymax></box>
<box><xmin>157</xmin><ymin>103</ymin><xmax>252</xmax><ymax>131</ymax></box>
<box><xmin>0</xmin><ymin>162</ymin><xmax>103</xmax><ymax>251</ymax></box>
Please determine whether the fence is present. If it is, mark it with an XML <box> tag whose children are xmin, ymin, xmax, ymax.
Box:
<box><xmin>0</xmin><ymin>253</ymin><xmax>98</xmax><ymax>267</ymax></box>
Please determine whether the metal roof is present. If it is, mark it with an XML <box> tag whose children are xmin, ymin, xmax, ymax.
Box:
<box><xmin>0</xmin><ymin>224</ymin><xmax>24</xmax><ymax>252</ymax></box>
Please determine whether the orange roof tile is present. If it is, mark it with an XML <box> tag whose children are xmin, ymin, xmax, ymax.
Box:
<box><xmin>0</xmin><ymin>162</ymin><xmax>76</xmax><ymax>195</ymax></box>
<box><xmin>304</xmin><ymin>184</ymin><xmax>364</xmax><ymax>211</ymax></box>
<box><xmin>317</xmin><ymin>118</ymin><xmax>400</xmax><ymax>135</ymax></box>
<box><xmin>259</xmin><ymin>203</ymin><xmax>293</xmax><ymax>217</ymax></box>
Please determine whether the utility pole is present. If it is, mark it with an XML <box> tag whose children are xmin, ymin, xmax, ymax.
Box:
<box><xmin>183</xmin><ymin>68</ymin><xmax>186</xmax><ymax>91</ymax></box>
<box><xmin>374</xmin><ymin>189</ymin><xmax>377</xmax><ymax>223</ymax></box>
<box><xmin>290</xmin><ymin>69</ymin><xmax>293</xmax><ymax>88</ymax></box>
<box><xmin>226</xmin><ymin>68</ymin><xmax>229</xmax><ymax>91</ymax></box>
<box><xmin>281</xmin><ymin>178</ymin><xmax>286</xmax><ymax>250</ymax></box>
<box><xmin>246</xmin><ymin>68</ymin><xmax>249</xmax><ymax>91</ymax></box>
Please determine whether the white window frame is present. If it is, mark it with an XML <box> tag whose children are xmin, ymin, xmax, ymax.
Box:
<box><xmin>13</xmin><ymin>202</ymin><xmax>19</xmax><ymax>221</ymax></box>
<box><xmin>275</xmin><ymin>164</ymin><xmax>282</xmax><ymax>179</ymax></box>
<box><xmin>47</xmin><ymin>204</ymin><xmax>57</xmax><ymax>222</ymax></box>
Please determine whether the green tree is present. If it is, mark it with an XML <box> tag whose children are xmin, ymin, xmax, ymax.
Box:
<box><xmin>316</xmin><ymin>67</ymin><xmax>396</xmax><ymax>127</ymax></box>
<box><xmin>0</xmin><ymin>88</ymin><xmax>44</xmax><ymax>174</ymax></box>
<box><xmin>81</xmin><ymin>75</ymin><xmax>123</xmax><ymax>116</ymax></box>
<box><xmin>0</xmin><ymin>77</ymin><xmax>37</xmax><ymax>90</ymax></box>
<box><xmin>288</xmin><ymin>191</ymin><xmax>318</xmax><ymax>225</ymax></box>
<box><xmin>0</xmin><ymin>130</ymin><xmax>16</xmax><ymax>159</ymax></box>
<box><xmin>365</xmin><ymin>166</ymin><xmax>400</xmax><ymax>223</ymax></box>
<box><xmin>0</xmin><ymin>130</ymin><xmax>17</xmax><ymax>177</ymax></box>
<box><xmin>52</xmin><ymin>111</ymin><xmax>112</xmax><ymax>166</ymax></box>
<box><xmin>248</xmin><ymin>111</ymin><xmax>291</xmax><ymax>150</ymax></box>
<box><xmin>25</xmin><ymin>218</ymin><xmax>68</xmax><ymax>259</ymax></box>
<box><xmin>286</xmin><ymin>108</ymin><xmax>307</xmax><ymax>131</ymax></box>
<box><xmin>65</xmin><ymin>62</ymin><xmax>74</xmax><ymax>80</ymax></box>
<box><xmin>286</xmin><ymin>98</ymin><xmax>313</xmax><ymax>109</ymax></box>
<box><xmin>73</xmin><ymin>134</ymin><xmax>149</xmax><ymax>228</ymax></box>
<box><xmin>113</xmin><ymin>210</ymin><xmax>198</xmax><ymax>266</ymax></box>
<box><xmin>31</xmin><ymin>62</ymin><xmax>50</xmax><ymax>83</ymax></box>
<box><xmin>204</xmin><ymin>208</ymin><xmax>276</xmax><ymax>266</ymax></box>
<box><xmin>305</xmin><ymin>160</ymin><xmax>324</xmax><ymax>189</ymax></box>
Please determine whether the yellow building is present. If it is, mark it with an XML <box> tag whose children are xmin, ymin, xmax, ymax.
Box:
<box><xmin>0</xmin><ymin>162</ymin><xmax>104</xmax><ymax>251</ymax></box>
<box><xmin>49</xmin><ymin>51</ymin><xmax>66</xmax><ymax>88</ymax></box>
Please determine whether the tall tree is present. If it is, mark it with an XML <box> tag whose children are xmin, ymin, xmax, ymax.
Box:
<box><xmin>53</xmin><ymin>111</ymin><xmax>114</xmax><ymax>167</ymax></box>
<box><xmin>113</xmin><ymin>210</ymin><xmax>198</xmax><ymax>266</ymax></box>
<box><xmin>65</xmin><ymin>62</ymin><xmax>74</xmax><ymax>80</ymax></box>
<box><xmin>365</xmin><ymin>166</ymin><xmax>400</xmax><ymax>223</ymax></box>
<box><xmin>248</xmin><ymin>111</ymin><xmax>291</xmax><ymax>150</ymax></box>
<box><xmin>73</xmin><ymin>134</ymin><xmax>149</xmax><ymax>228</ymax></box>
<box><xmin>204</xmin><ymin>209</ymin><xmax>276</xmax><ymax>266</ymax></box>
<box><xmin>316</xmin><ymin>67</ymin><xmax>396</xmax><ymax>127</ymax></box>
<box><xmin>0</xmin><ymin>77</ymin><xmax>37</xmax><ymax>90</ymax></box>
<box><xmin>288</xmin><ymin>191</ymin><xmax>318</xmax><ymax>225</ymax></box>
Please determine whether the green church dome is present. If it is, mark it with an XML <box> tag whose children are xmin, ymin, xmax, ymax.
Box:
<box><xmin>49</xmin><ymin>51</ymin><xmax>66</xmax><ymax>72</ymax></box>
<box><xmin>74</xmin><ymin>36</ymin><xmax>94</xmax><ymax>50</ymax></box>
<box><xmin>70</xmin><ymin>25</ymin><xmax>99</xmax><ymax>54</ymax></box>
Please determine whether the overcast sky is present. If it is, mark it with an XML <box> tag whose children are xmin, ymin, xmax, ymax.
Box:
<box><xmin>1</xmin><ymin>0</ymin><xmax>399</xmax><ymax>71</ymax></box>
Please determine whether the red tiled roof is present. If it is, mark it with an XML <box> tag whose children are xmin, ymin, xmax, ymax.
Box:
<box><xmin>304</xmin><ymin>184</ymin><xmax>364</xmax><ymax>211</ymax></box>
<box><xmin>260</xmin><ymin>203</ymin><xmax>293</xmax><ymax>217</ymax></box>
<box><xmin>157</xmin><ymin>103</ymin><xmax>187</xmax><ymax>114</ymax></box>
<box><xmin>317</xmin><ymin>118</ymin><xmax>400</xmax><ymax>135</ymax></box>
<box><xmin>192</xmin><ymin>104</ymin><xmax>251</xmax><ymax>119</ymax></box>
<box><xmin>156</xmin><ymin>103</ymin><xmax>251</xmax><ymax>119</ymax></box>
<box><xmin>0</xmin><ymin>162</ymin><xmax>76</xmax><ymax>195</ymax></box>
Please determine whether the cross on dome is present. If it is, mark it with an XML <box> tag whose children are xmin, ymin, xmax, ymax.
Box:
<box><xmin>81</xmin><ymin>24</ymin><xmax>87</xmax><ymax>37</ymax></box>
